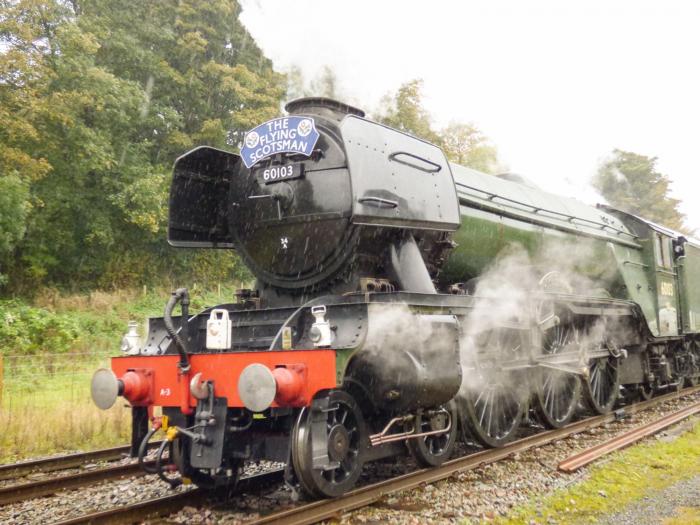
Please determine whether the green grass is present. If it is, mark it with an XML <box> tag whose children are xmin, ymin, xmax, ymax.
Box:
<box><xmin>499</xmin><ymin>421</ymin><xmax>700</xmax><ymax>524</ymax></box>
<box><xmin>0</xmin><ymin>366</ymin><xmax>133</xmax><ymax>462</ymax></box>
<box><xmin>0</xmin><ymin>285</ymin><xmax>245</xmax><ymax>462</ymax></box>
<box><xmin>664</xmin><ymin>507</ymin><xmax>700</xmax><ymax>525</ymax></box>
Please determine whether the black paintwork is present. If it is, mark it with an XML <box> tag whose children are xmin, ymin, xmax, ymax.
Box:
<box><xmin>156</xmin><ymin>98</ymin><xmax>669</xmax><ymax>489</ymax></box>
<box><xmin>169</xmin><ymin>98</ymin><xmax>459</xmax><ymax>296</ymax></box>
<box><xmin>190</xmin><ymin>396</ymin><xmax>228</xmax><ymax>469</ymax></box>
<box><xmin>130</xmin><ymin>406</ymin><xmax>149</xmax><ymax>458</ymax></box>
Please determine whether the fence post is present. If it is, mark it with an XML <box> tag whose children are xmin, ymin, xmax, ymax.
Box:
<box><xmin>0</xmin><ymin>353</ymin><xmax>4</xmax><ymax>407</ymax></box>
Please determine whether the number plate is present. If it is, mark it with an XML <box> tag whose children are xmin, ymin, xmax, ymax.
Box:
<box><xmin>256</xmin><ymin>164</ymin><xmax>304</xmax><ymax>184</ymax></box>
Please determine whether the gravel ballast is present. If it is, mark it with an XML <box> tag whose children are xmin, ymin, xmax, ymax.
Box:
<box><xmin>1</xmin><ymin>392</ymin><xmax>699</xmax><ymax>524</ymax></box>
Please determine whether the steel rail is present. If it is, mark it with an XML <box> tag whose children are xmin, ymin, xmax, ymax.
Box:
<box><xmin>53</xmin><ymin>488</ymin><xmax>206</xmax><ymax>525</ymax></box>
<box><xmin>558</xmin><ymin>400</ymin><xmax>700</xmax><ymax>472</ymax></box>
<box><xmin>0</xmin><ymin>446</ymin><xmax>132</xmax><ymax>481</ymax></box>
<box><xmin>8</xmin><ymin>386</ymin><xmax>698</xmax><ymax>522</ymax></box>
<box><xmin>53</xmin><ymin>469</ymin><xmax>285</xmax><ymax>525</ymax></box>
<box><xmin>0</xmin><ymin>461</ymin><xmax>155</xmax><ymax>505</ymax></box>
<box><xmin>249</xmin><ymin>385</ymin><xmax>700</xmax><ymax>525</ymax></box>
<box><xmin>0</xmin><ymin>442</ymin><xmax>161</xmax><ymax>481</ymax></box>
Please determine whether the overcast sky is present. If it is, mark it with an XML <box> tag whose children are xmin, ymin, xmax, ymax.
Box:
<box><xmin>239</xmin><ymin>0</ymin><xmax>700</xmax><ymax>230</ymax></box>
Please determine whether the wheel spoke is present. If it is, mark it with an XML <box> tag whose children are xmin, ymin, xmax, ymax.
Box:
<box><xmin>463</xmin><ymin>328</ymin><xmax>524</xmax><ymax>447</ymax></box>
<box><xmin>486</xmin><ymin>390</ymin><xmax>495</xmax><ymax>437</ymax></box>
<box><xmin>475</xmin><ymin>389</ymin><xmax>486</xmax><ymax>408</ymax></box>
<box><xmin>535</xmin><ymin>321</ymin><xmax>581</xmax><ymax>428</ymax></box>
<box><xmin>495</xmin><ymin>390</ymin><xmax>505</xmax><ymax>438</ymax></box>
<box><xmin>478</xmin><ymin>389</ymin><xmax>489</xmax><ymax>427</ymax></box>
<box><xmin>544</xmin><ymin>377</ymin><xmax>553</xmax><ymax>412</ymax></box>
<box><xmin>584</xmin><ymin>355</ymin><xmax>619</xmax><ymax>414</ymax></box>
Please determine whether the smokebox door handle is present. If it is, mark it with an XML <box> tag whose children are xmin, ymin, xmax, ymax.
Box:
<box><xmin>358</xmin><ymin>196</ymin><xmax>399</xmax><ymax>209</ymax></box>
<box><xmin>388</xmin><ymin>151</ymin><xmax>442</xmax><ymax>173</ymax></box>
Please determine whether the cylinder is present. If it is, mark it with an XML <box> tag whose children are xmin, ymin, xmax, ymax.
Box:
<box><xmin>346</xmin><ymin>306</ymin><xmax>462</xmax><ymax>411</ymax></box>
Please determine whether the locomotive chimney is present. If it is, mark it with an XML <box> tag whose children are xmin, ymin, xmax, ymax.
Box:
<box><xmin>285</xmin><ymin>97</ymin><xmax>365</xmax><ymax>122</ymax></box>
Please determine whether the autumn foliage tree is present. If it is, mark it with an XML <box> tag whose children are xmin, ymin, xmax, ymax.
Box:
<box><xmin>377</xmin><ymin>79</ymin><xmax>501</xmax><ymax>173</ymax></box>
<box><xmin>593</xmin><ymin>149</ymin><xmax>687</xmax><ymax>232</ymax></box>
<box><xmin>0</xmin><ymin>0</ymin><xmax>284</xmax><ymax>291</ymax></box>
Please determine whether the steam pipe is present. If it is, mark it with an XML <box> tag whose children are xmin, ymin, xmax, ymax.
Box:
<box><xmin>137</xmin><ymin>427</ymin><xmax>159</xmax><ymax>474</ymax></box>
<box><xmin>389</xmin><ymin>234</ymin><xmax>436</xmax><ymax>294</ymax></box>
<box><xmin>156</xmin><ymin>440</ymin><xmax>182</xmax><ymax>488</ymax></box>
<box><xmin>164</xmin><ymin>288</ymin><xmax>191</xmax><ymax>372</ymax></box>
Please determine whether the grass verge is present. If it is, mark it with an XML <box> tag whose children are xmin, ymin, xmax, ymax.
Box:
<box><xmin>0</xmin><ymin>396</ymin><xmax>131</xmax><ymax>463</ymax></box>
<box><xmin>0</xmin><ymin>286</ymin><xmax>244</xmax><ymax>463</ymax></box>
<box><xmin>664</xmin><ymin>506</ymin><xmax>700</xmax><ymax>524</ymax></box>
<box><xmin>499</xmin><ymin>421</ymin><xmax>700</xmax><ymax>524</ymax></box>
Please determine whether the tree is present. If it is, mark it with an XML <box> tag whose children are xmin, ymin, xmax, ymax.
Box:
<box><xmin>440</xmin><ymin>122</ymin><xmax>500</xmax><ymax>174</ymax></box>
<box><xmin>286</xmin><ymin>64</ymin><xmax>307</xmax><ymax>100</ymax></box>
<box><xmin>0</xmin><ymin>0</ymin><xmax>282</xmax><ymax>292</ymax></box>
<box><xmin>79</xmin><ymin>0</ymin><xmax>284</xmax><ymax>153</ymax></box>
<box><xmin>286</xmin><ymin>64</ymin><xmax>340</xmax><ymax>100</ymax></box>
<box><xmin>0</xmin><ymin>0</ymin><xmax>61</xmax><ymax>283</ymax></box>
<box><xmin>377</xmin><ymin>79</ymin><xmax>438</xmax><ymax>143</ymax></box>
<box><xmin>378</xmin><ymin>79</ymin><xmax>501</xmax><ymax>173</ymax></box>
<box><xmin>310</xmin><ymin>65</ymin><xmax>339</xmax><ymax>99</ymax></box>
<box><xmin>593</xmin><ymin>149</ymin><xmax>687</xmax><ymax>231</ymax></box>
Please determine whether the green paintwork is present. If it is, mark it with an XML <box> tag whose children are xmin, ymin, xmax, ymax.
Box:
<box><xmin>601</xmin><ymin>209</ymin><xmax>694</xmax><ymax>337</ymax></box>
<box><xmin>440</xmin><ymin>163</ymin><xmax>694</xmax><ymax>338</ymax></box>
<box><xmin>335</xmin><ymin>347</ymin><xmax>355</xmax><ymax>384</ymax></box>
<box><xmin>677</xmin><ymin>243</ymin><xmax>700</xmax><ymax>332</ymax></box>
<box><xmin>605</xmin><ymin>241</ymin><xmax>659</xmax><ymax>335</ymax></box>
<box><xmin>442</xmin><ymin>163</ymin><xmax>638</xmax><ymax>281</ymax></box>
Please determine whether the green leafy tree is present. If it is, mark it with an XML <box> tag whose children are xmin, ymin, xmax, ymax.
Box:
<box><xmin>286</xmin><ymin>64</ymin><xmax>307</xmax><ymax>100</ymax></box>
<box><xmin>0</xmin><ymin>0</ymin><xmax>61</xmax><ymax>283</ymax></box>
<box><xmin>0</xmin><ymin>0</ymin><xmax>281</xmax><ymax>292</ymax></box>
<box><xmin>378</xmin><ymin>79</ymin><xmax>501</xmax><ymax>172</ymax></box>
<box><xmin>440</xmin><ymin>122</ymin><xmax>500</xmax><ymax>174</ymax></box>
<box><xmin>286</xmin><ymin>64</ymin><xmax>340</xmax><ymax>100</ymax></box>
<box><xmin>310</xmin><ymin>65</ymin><xmax>340</xmax><ymax>99</ymax></box>
<box><xmin>378</xmin><ymin>79</ymin><xmax>439</xmax><ymax>143</ymax></box>
<box><xmin>79</xmin><ymin>0</ymin><xmax>284</xmax><ymax>153</ymax></box>
<box><xmin>593</xmin><ymin>149</ymin><xmax>687</xmax><ymax>232</ymax></box>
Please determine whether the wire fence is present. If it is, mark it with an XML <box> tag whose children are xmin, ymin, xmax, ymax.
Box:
<box><xmin>0</xmin><ymin>351</ymin><xmax>114</xmax><ymax>410</ymax></box>
<box><xmin>0</xmin><ymin>351</ymin><xmax>131</xmax><ymax>461</ymax></box>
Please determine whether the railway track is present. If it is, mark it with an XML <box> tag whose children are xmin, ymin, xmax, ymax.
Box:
<box><xmin>4</xmin><ymin>386</ymin><xmax>699</xmax><ymax>524</ymax></box>
<box><xmin>0</xmin><ymin>446</ymin><xmax>132</xmax><ymax>481</ymax></box>
<box><xmin>0</xmin><ymin>442</ymin><xmax>166</xmax><ymax>506</ymax></box>
<box><xmin>52</xmin><ymin>469</ymin><xmax>285</xmax><ymax>525</ymax></box>
<box><xmin>0</xmin><ymin>442</ymin><xmax>161</xmax><ymax>481</ymax></box>
<box><xmin>249</xmin><ymin>385</ymin><xmax>700</xmax><ymax>525</ymax></box>
<box><xmin>0</xmin><ymin>461</ymin><xmax>155</xmax><ymax>505</ymax></box>
<box><xmin>558</xmin><ymin>400</ymin><xmax>700</xmax><ymax>472</ymax></box>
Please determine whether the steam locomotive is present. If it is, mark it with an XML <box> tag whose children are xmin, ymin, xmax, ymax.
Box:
<box><xmin>91</xmin><ymin>98</ymin><xmax>700</xmax><ymax>497</ymax></box>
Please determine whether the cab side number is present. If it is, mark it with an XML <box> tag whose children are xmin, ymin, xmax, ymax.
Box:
<box><xmin>660</xmin><ymin>281</ymin><xmax>674</xmax><ymax>296</ymax></box>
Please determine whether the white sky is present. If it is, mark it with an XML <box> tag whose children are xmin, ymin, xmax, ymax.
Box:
<box><xmin>239</xmin><ymin>0</ymin><xmax>700</xmax><ymax>230</ymax></box>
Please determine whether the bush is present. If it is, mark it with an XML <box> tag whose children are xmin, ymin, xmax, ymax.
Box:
<box><xmin>0</xmin><ymin>300</ymin><xmax>81</xmax><ymax>356</ymax></box>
